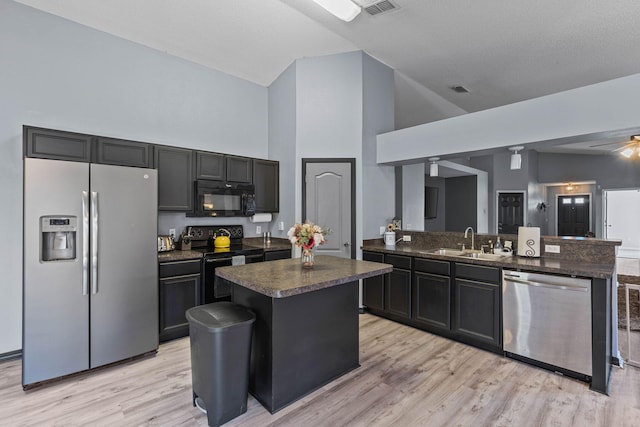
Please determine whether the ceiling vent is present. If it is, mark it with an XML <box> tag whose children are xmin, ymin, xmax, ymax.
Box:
<box><xmin>364</xmin><ymin>0</ymin><xmax>397</xmax><ymax>16</ymax></box>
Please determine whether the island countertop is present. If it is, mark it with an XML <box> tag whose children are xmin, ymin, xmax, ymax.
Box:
<box><xmin>215</xmin><ymin>255</ymin><xmax>392</xmax><ymax>298</ymax></box>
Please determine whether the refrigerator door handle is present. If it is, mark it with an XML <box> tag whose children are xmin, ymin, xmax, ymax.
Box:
<box><xmin>91</xmin><ymin>191</ymin><xmax>99</xmax><ymax>294</ymax></box>
<box><xmin>82</xmin><ymin>191</ymin><xmax>90</xmax><ymax>296</ymax></box>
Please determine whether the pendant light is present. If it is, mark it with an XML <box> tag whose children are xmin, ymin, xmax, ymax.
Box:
<box><xmin>509</xmin><ymin>146</ymin><xmax>524</xmax><ymax>170</ymax></box>
<box><xmin>429</xmin><ymin>157</ymin><xmax>439</xmax><ymax>177</ymax></box>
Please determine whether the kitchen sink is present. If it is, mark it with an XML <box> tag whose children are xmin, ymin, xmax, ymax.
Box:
<box><xmin>427</xmin><ymin>248</ymin><xmax>511</xmax><ymax>260</ymax></box>
<box><xmin>428</xmin><ymin>248</ymin><xmax>466</xmax><ymax>256</ymax></box>
<box><xmin>464</xmin><ymin>252</ymin><xmax>512</xmax><ymax>260</ymax></box>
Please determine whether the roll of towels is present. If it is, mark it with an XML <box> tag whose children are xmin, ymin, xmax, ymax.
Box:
<box><xmin>250</xmin><ymin>213</ymin><xmax>273</xmax><ymax>223</ymax></box>
<box><xmin>517</xmin><ymin>226</ymin><xmax>541</xmax><ymax>257</ymax></box>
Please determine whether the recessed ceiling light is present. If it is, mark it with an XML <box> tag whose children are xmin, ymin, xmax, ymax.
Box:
<box><xmin>450</xmin><ymin>85</ymin><xmax>470</xmax><ymax>94</ymax></box>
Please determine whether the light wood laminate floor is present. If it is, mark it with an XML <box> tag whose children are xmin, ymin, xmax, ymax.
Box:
<box><xmin>2</xmin><ymin>314</ymin><xmax>640</xmax><ymax>426</ymax></box>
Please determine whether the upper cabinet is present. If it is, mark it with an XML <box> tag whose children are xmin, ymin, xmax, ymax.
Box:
<box><xmin>95</xmin><ymin>137</ymin><xmax>152</xmax><ymax>168</ymax></box>
<box><xmin>155</xmin><ymin>146</ymin><xmax>193</xmax><ymax>212</ymax></box>
<box><xmin>195</xmin><ymin>151</ymin><xmax>225</xmax><ymax>181</ymax></box>
<box><xmin>24</xmin><ymin>126</ymin><xmax>92</xmax><ymax>162</ymax></box>
<box><xmin>225</xmin><ymin>155</ymin><xmax>253</xmax><ymax>183</ymax></box>
<box><xmin>253</xmin><ymin>159</ymin><xmax>279</xmax><ymax>213</ymax></box>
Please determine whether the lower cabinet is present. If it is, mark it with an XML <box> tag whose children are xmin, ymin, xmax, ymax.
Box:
<box><xmin>453</xmin><ymin>263</ymin><xmax>502</xmax><ymax>350</ymax></box>
<box><xmin>363</xmin><ymin>252</ymin><xmax>385</xmax><ymax>311</ymax></box>
<box><xmin>362</xmin><ymin>251</ymin><xmax>502</xmax><ymax>353</ymax></box>
<box><xmin>362</xmin><ymin>252</ymin><xmax>412</xmax><ymax>319</ymax></box>
<box><xmin>386</xmin><ymin>266</ymin><xmax>412</xmax><ymax>319</ymax></box>
<box><xmin>159</xmin><ymin>259</ymin><xmax>201</xmax><ymax>342</ymax></box>
<box><xmin>413</xmin><ymin>261</ymin><xmax>451</xmax><ymax>333</ymax></box>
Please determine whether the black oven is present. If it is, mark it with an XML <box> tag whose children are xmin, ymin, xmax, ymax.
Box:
<box><xmin>193</xmin><ymin>180</ymin><xmax>256</xmax><ymax>217</ymax></box>
<box><xmin>203</xmin><ymin>251</ymin><xmax>263</xmax><ymax>304</ymax></box>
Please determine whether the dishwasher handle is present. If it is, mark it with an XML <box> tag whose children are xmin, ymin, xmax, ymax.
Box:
<box><xmin>503</xmin><ymin>276</ymin><xmax>589</xmax><ymax>292</ymax></box>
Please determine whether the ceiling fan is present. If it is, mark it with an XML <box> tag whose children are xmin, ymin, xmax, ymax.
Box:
<box><xmin>589</xmin><ymin>135</ymin><xmax>640</xmax><ymax>157</ymax></box>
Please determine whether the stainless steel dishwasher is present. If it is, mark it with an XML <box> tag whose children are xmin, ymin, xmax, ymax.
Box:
<box><xmin>503</xmin><ymin>270</ymin><xmax>592</xmax><ymax>379</ymax></box>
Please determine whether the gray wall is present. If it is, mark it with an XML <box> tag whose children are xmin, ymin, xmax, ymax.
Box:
<box><xmin>268</xmin><ymin>62</ymin><xmax>298</xmax><ymax>239</ymax></box>
<box><xmin>0</xmin><ymin>1</ymin><xmax>268</xmax><ymax>354</ymax></box>
<box><xmin>424</xmin><ymin>177</ymin><xmax>446</xmax><ymax>231</ymax></box>
<box><xmin>445</xmin><ymin>176</ymin><xmax>477</xmax><ymax>232</ymax></box>
<box><xmin>362</xmin><ymin>53</ymin><xmax>396</xmax><ymax>238</ymax></box>
<box><xmin>537</xmin><ymin>152</ymin><xmax>640</xmax><ymax>237</ymax></box>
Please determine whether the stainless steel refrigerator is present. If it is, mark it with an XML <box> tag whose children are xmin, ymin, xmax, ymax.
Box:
<box><xmin>23</xmin><ymin>157</ymin><xmax>158</xmax><ymax>387</ymax></box>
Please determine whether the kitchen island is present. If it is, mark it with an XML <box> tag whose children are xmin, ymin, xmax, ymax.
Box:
<box><xmin>215</xmin><ymin>255</ymin><xmax>392</xmax><ymax>413</ymax></box>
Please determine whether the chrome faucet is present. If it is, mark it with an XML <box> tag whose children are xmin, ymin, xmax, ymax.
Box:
<box><xmin>464</xmin><ymin>227</ymin><xmax>475</xmax><ymax>251</ymax></box>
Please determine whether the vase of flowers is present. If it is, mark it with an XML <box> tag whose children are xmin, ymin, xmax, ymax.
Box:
<box><xmin>287</xmin><ymin>221</ymin><xmax>328</xmax><ymax>268</ymax></box>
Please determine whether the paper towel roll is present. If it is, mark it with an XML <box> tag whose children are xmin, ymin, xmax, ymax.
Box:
<box><xmin>517</xmin><ymin>227</ymin><xmax>541</xmax><ymax>257</ymax></box>
<box><xmin>249</xmin><ymin>213</ymin><xmax>273</xmax><ymax>223</ymax></box>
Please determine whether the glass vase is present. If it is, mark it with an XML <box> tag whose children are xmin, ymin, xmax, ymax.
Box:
<box><xmin>301</xmin><ymin>247</ymin><xmax>315</xmax><ymax>269</ymax></box>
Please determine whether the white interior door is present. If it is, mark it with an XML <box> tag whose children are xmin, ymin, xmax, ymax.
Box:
<box><xmin>605</xmin><ymin>189</ymin><xmax>640</xmax><ymax>258</ymax></box>
<box><xmin>304</xmin><ymin>161</ymin><xmax>353</xmax><ymax>259</ymax></box>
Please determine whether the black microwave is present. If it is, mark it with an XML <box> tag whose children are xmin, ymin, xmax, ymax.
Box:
<box><xmin>193</xmin><ymin>181</ymin><xmax>256</xmax><ymax>217</ymax></box>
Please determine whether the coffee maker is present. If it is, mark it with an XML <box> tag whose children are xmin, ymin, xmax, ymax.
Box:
<box><xmin>41</xmin><ymin>216</ymin><xmax>77</xmax><ymax>262</ymax></box>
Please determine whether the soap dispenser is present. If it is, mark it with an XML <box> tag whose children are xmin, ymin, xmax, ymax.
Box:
<box><xmin>494</xmin><ymin>236</ymin><xmax>503</xmax><ymax>254</ymax></box>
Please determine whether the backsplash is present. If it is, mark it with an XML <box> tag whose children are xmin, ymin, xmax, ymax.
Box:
<box><xmin>365</xmin><ymin>230</ymin><xmax>620</xmax><ymax>265</ymax></box>
<box><xmin>158</xmin><ymin>212</ymin><xmax>286</xmax><ymax>239</ymax></box>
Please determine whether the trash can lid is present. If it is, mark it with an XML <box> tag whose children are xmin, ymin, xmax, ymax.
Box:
<box><xmin>186</xmin><ymin>302</ymin><xmax>255</xmax><ymax>332</ymax></box>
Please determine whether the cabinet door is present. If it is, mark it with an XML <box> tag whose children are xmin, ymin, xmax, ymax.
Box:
<box><xmin>226</xmin><ymin>155</ymin><xmax>253</xmax><ymax>183</ymax></box>
<box><xmin>454</xmin><ymin>278</ymin><xmax>501</xmax><ymax>348</ymax></box>
<box><xmin>363</xmin><ymin>251</ymin><xmax>385</xmax><ymax>311</ymax></box>
<box><xmin>264</xmin><ymin>249</ymin><xmax>291</xmax><ymax>261</ymax></box>
<box><xmin>386</xmin><ymin>268</ymin><xmax>412</xmax><ymax>318</ymax></box>
<box><xmin>155</xmin><ymin>146</ymin><xmax>193</xmax><ymax>211</ymax></box>
<box><xmin>253</xmin><ymin>159</ymin><xmax>279</xmax><ymax>212</ymax></box>
<box><xmin>24</xmin><ymin>126</ymin><xmax>92</xmax><ymax>162</ymax></box>
<box><xmin>413</xmin><ymin>272</ymin><xmax>451</xmax><ymax>331</ymax></box>
<box><xmin>95</xmin><ymin>137</ymin><xmax>152</xmax><ymax>168</ymax></box>
<box><xmin>195</xmin><ymin>151</ymin><xmax>225</xmax><ymax>181</ymax></box>
<box><xmin>159</xmin><ymin>273</ymin><xmax>200</xmax><ymax>342</ymax></box>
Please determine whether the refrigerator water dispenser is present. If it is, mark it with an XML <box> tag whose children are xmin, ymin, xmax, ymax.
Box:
<box><xmin>41</xmin><ymin>216</ymin><xmax>77</xmax><ymax>261</ymax></box>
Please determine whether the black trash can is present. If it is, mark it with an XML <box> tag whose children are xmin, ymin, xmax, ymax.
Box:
<box><xmin>186</xmin><ymin>302</ymin><xmax>256</xmax><ymax>427</ymax></box>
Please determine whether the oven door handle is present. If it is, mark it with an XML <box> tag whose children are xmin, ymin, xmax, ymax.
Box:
<box><xmin>205</xmin><ymin>257</ymin><xmax>233</xmax><ymax>263</ymax></box>
<box><xmin>503</xmin><ymin>277</ymin><xmax>588</xmax><ymax>292</ymax></box>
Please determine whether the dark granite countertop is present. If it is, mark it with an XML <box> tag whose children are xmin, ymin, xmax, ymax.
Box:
<box><xmin>216</xmin><ymin>255</ymin><xmax>392</xmax><ymax>298</ymax></box>
<box><xmin>158</xmin><ymin>250</ymin><xmax>203</xmax><ymax>262</ymax></box>
<box><xmin>362</xmin><ymin>241</ymin><xmax>616</xmax><ymax>279</ymax></box>
<box><xmin>242</xmin><ymin>237</ymin><xmax>292</xmax><ymax>252</ymax></box>
<box><xmin>157</xmin><ymin>238</ymin><xmax>292</xmax><ymax>263</ymax></box>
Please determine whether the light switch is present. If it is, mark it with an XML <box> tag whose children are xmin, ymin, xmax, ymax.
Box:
<box><xmin>256</xmin><ymin>225</ymin><xmax>262</xmax><ymax>234</ymax></box>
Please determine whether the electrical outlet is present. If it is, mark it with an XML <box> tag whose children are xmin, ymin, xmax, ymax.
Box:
<box><xmin>402</xmin><ymin>235</ymin><xmax>411</xmax><ymax>242</ymax></box>
<box><xmin>256</xmin><ymin>225</ymin><xmax>262</xmax><ymax>234</ymax></box>
<box><xmin>168</xmin><ymin>228</ymin><xmax>175</xmax><ymax>238</ymax></box>
<box><xmin>278</xmin><ymin>221</ymin><xmax>285</xmax><ymax>231</ymax></box>
<box><xmin>545</xmin><ymin>244</ymin><xmax>560</xmax><ymax>253</ymax></box>
<box><xmin>380</xmin><ymin>226</ymin><xmax>386</xmax><ymax>235</ymax></box>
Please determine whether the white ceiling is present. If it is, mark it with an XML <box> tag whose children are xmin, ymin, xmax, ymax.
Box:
<box><xmin>13</xmin><ymin>0</ymin><xmax>640</xmax><ymax>138</ymax></box>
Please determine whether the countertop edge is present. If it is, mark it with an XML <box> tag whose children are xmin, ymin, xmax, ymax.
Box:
<box><xmin>361</xmin><ymin>245</ymin><xmax>615</xmax><ymax>279</ymax></box>
<box><xmin>216</xmin><ymin>258</ymin><xmax>393</xmax><ymax>298</ymax></box>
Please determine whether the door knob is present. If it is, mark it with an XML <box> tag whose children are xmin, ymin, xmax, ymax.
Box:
<box><xmin>344</xmin><ymin>242</ymin><xmax>350</xmax><ymax>247</ymax></box>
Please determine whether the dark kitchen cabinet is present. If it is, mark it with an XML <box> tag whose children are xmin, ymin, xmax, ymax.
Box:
<box><xmin>385</xmin><ymin>254</ymin><xmax>412</xmax><ymax>319</ymax></box>
<box><xmin>253</xmin><ymin>159</ymin><xmax>279</xmax><ymax>212</ymax></box>
<box><xmin>195</xmin><ymin>151</ymin><xmax>225</xmax><ymax>181</ymax></box>
<box><xmin>155</xmin><ymin>146</ymin><xmax>193</xmax><ymax>211</ymax></box>
<box><xmin>264</xmin><ymin>249</ymin><xmax>291</xmax><ymax>261</ymax></box>
<box><xmin>225</xmin><ymin>155</ymin><xmax>253</xmax><ymax>183</ymax></box>
<box><xmin>159</xmin><ymin>259</ymin><xmax>202</xmax><ymax>342</ymax></box>
<box><xmin>413</xmin><ymin>259</ymin><xmax>451</xmax><ymax>333</ymax></box>
<box><xmin>362</xmin><ymin>251</ymin><xmax>385</xmax><ymax>311</ymax></box>
<box><xmin>24</xmin><ymin>126</ymin><xmax>92</xmax><ymax>162</ymax></box>
<box><xmin>94</xmin><ymin>137</ymin><xmax>152</xmax><ymax>168</ymax></box>
<box><xmin>453</xmin><ymin>263</ymin><xmax>501</xmax><ymax>350</ymax></box>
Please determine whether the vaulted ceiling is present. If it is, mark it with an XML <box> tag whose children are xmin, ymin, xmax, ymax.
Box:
<box><xmin>13</xmin><ymin>0</ymin><xmax>640</xmax><ymax>136</ymax></box>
